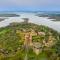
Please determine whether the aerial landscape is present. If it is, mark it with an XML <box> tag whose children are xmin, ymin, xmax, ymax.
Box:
<box><xmin>0</xmin><ymin>12</ymin><xmax>60</xmax><ymax>60</ymax></box>
<box><xmin>0</xmin><ymin>0</ymin><xmax>60</xmax><ymax>60</ymax></box>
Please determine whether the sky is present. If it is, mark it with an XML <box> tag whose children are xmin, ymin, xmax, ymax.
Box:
<box><xmin>0</xmin><ymin>0</ymin><xmax>60</xmax><ymax>11</ymax></box>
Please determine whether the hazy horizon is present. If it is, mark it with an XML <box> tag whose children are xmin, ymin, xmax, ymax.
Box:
<box><xmin>0</xmin><ymin>0</ymin><xmax>60</xmax><ymax>11</ymax></box>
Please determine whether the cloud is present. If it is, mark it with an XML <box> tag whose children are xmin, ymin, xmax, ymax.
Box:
<box><xmin>0</xmin><ymin>0</ymin><xmax>58</xmax><ymax>7</ymax></box>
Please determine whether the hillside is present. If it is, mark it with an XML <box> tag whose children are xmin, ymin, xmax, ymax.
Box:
<box><xmin>0</xmin><ymin>22</ymin><xmax>60</xmax><ymax>60</ymax></box>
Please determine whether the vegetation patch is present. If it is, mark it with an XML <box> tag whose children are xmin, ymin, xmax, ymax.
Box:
<box><xmin>0</xmin><ymin>22</ymin><xmax>60</xmax><ymax>60</ymax></box>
